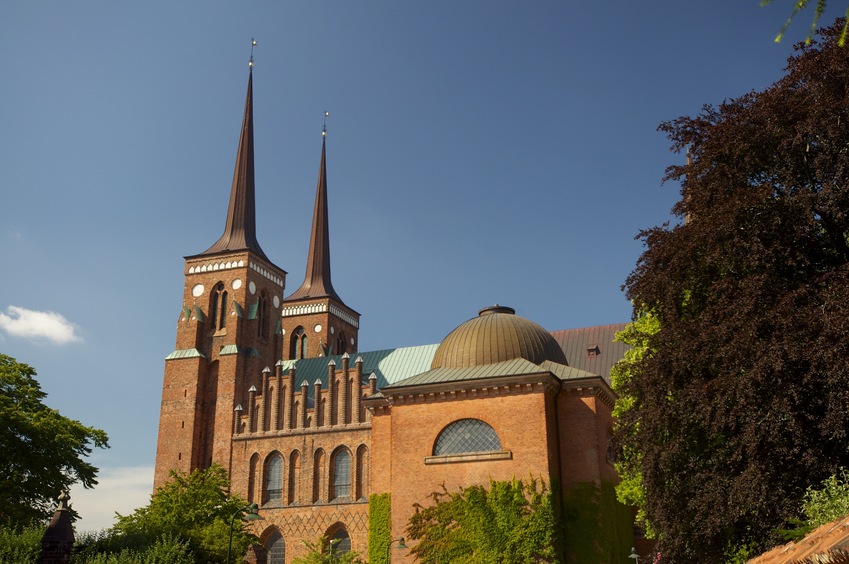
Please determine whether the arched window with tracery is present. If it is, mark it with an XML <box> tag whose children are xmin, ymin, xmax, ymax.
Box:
<box><xmin>330</xmin><ymin>447</ymin><xmax>352</xmax><ymax>501</ymax></box>
<box><xmin>336</xmin><ymin>332</ymin><xmax>346</xmax><ymax>355</ymax></box>
<box><xmin>265</xmin><ymin>530</ymin><xmax>285</xmax><ymax>564</ymax></box>
<box><xmin>290</xmin><ymin>326</ymin><xmax>307</xmax><ymax>359</ymax></box>
<box><xmin>264</xmin><ymin>453</ymin><xmax>283</xmax><ymax>504</ymax></box>
<box><xmin>434</xmin><ymin>418</ymin><xmax>501</xmax><ymax>455</ymax></box>
<box><xmin>288</xmin><ymin>450</ymin><xmax>300</xmax><ymax>504</ymax></box>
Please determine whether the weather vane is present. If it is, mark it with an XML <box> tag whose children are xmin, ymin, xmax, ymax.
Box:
<box><xmin>249</xmin><ymin>38</ymin><xmax>257</xmax><ymax>68</ymax></box>
<box><xmin>323</xmin><ymin>111</ymin><xmax>330</xmax><ymax>137</ymax></box>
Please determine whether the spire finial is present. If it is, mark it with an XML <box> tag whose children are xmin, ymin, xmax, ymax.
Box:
<box><xmin>249</xmin><ymin>38</ymin><xmax>257</xmax><ymax>69</ymax></box>
<box><xmin>322</xmin><ymin>111</ymin><xmax>330</xmax><ymax>137</ymax></box>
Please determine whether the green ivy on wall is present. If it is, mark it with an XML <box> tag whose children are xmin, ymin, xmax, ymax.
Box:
<box><xmin>406</xmin><ymin>478</ymin><xmax>562</xmax><ymax>563</ymax></box>
<box><xmin>368</xmin><ymin>492</ymin><xmax>391</xmax><ymax>564</ymax></box>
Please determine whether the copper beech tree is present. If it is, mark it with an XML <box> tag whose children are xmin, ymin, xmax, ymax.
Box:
<box><xmin>617</xmin><ymin>20</ymin><xmax>849</xmax><ymax>562</ymax></box>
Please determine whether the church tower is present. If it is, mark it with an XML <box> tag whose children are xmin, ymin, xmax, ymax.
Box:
<box><xmin>154</xmin><ymin>66</ymin><xmax>287</xmax><ymax>488</ymax></box>
<box><xmin>280</xmin><ymin>131</ymin><xmax>359</xmax><ymax>359</ymax></box>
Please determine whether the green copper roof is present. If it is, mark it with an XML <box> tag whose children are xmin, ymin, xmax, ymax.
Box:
<box><xmin>278</xmin><ymin>344</ymin><xmax>438</xmax><ymax>390</ymax></box>
<box><xmin>385</xmin><ymin>358</ymin><xmax>597</xmax><ymax>390</ymax></box>
<box><xmin>219</xmin><ymin>344</ymin><xmax>260</xmax><ymax>357</ymax></box>
<box><xmin>165</xmin><ymin>348</ymin><xmax>206</xmax><ymax>361</ymax></box>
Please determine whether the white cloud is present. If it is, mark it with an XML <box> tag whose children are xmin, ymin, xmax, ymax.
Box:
<box><xmin>69</xmin><ymin>466</ymin><xmax>154</xmax><ymax>532</ymax></box>
<box><xmin>0</xmin><ymin>305</ymin><xmax>83</xmax><ymax>344</ymax></box>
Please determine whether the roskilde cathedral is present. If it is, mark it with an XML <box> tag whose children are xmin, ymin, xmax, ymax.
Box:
<box><xmin>154</xmin><ymin>66</ymin><xmax>634</xmax><ymax>562</ymax></box>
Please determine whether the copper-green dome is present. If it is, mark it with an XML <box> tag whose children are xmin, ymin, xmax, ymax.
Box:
<box><xmin>430</xmin><ymin>305</ymin><xmax>568</xmax><ymax>369</ymax></box>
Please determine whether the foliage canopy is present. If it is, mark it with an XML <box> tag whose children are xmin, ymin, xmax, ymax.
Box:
<box><xmin>406</xmin><ymin>478</ymin><xmax>561</xmax><ymax>563</ymax></box>
<box><xmin>0</xmin><ymin>354</ymin><xmax>109</xmax><ymax>526</ymax></box>
<box><xmin>609</xmin><ymin>312</ymin><xmax>660</xmax><ymax>539</ymax></box>
<box><xmin>105</xmin><ymin>464</ymin><xmax>257</xmax><ymax>563</ymax></box>
<box><xmin>617</xmin><ymin>20</ymin><xmax>849</xmax><ymax>562</ymax></box>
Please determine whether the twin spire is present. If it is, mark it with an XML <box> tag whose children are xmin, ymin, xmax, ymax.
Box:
<box><xmin>199</xmin><ymin>63</ymin><xmax>342</xmax><ymax>304</ymax></box>
<box><xmin>201</xmin><ymin>68</ymin><xmax>268</xmax><ymax>262</ymax></box>
<box><xmin>285</xmin><ymin>135</ymin><xmax>342</xmax><ymax>302</ymax></box>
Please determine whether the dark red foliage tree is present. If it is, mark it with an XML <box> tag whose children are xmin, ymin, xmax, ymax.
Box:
<box><xmin>619</xmin><ymin>19</ymin><xmax>849</xmax><ymax>562</ymax></box>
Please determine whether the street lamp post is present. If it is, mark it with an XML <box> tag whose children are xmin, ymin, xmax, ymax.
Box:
<box><xmin>226</xmin><ymin>503</ymin><xmax>264</xmax><ymax>564</ymax></box>
<box><xmin>385</xmin><ymin>537</ymin><xmax>408</xmax><ymax>562</ymax></box>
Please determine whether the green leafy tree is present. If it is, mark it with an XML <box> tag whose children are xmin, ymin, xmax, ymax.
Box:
<box><xmin>74</xmin><ymin>534</ymin><xmax>194</xmax><ymax>564</ymax></box>
<box><xmin>0</xmin><ymin>523</ymin><xmax>42</xmax><ymax>564</ymax></box>
<box><xmin>609</xmin><ymin>311</ymin><xmax>660</xmax><ymax>539</ymax></box>
<box><xmin>291</xmin><ymin>536</ymin><xmax>363</xmax><ymax>564</ymax></box>
<box><xmin>0</xmin><ymin>354</ymin><xmax>109</xmax><ymax>526</ymax></box>
<box><xmin>774</xmin><ymin>468</ymin><xmax>849</xmax><ymax>542</ymax></box>
<box><xmin>802</xmin><ymin>468</ymin><xmax>849</xmax><ymax>529</ymax></box>
<box><xmin>406</xmin><ymin>478</ymin><xmax>561</xmax><ymax>564</ymax></box>
<box><xmin>105</xmin><ymin>464</ymin><xmax>257</xmax><ymax>563</ymax></box>
<box><xmin>618</xmin><ymin>19</ymin><xmax>849</xmax><ymax>562</ymax></box>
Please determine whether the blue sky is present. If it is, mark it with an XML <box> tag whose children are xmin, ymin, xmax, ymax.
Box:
<box><xmin>1</xmin><ymin>1</ymin><xmax>840</xmax><ymax>531</ymax></box>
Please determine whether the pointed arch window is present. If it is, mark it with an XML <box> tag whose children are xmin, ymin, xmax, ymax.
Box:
<box><xmin>328</xmin><ymin>527</ymin><xmax>351</xmax><ymax>554</ymax></box>
<box><xmin>210</xmin><ymin>283</ymin><xmax>228</xmax><ymax>332</ymax></box>
<box><xmin>265</xmin><ymin>453</ymin><xmax>283</xmax><ymax>503</ymax></box>
<box><xmin>313</xmin><ymin>449</ymin><xmax>326</xmax><ymax>503</ymax></box>
<box><xmin>248</xmin><ymin>453</ymin><xmax>260</xmax><ymax>504</ymax></box>
<box><xmin>331</xmin><ymin>448</ymin><xmax>352</xmax><ymax>500</ymax></box>
<box><xmin>288</xmin><ymin>450</ymin><xmax>300</xmax><ymax>505</ymax></box>
<box><xmin>290</xmin><ymin>327</ymin><xmax>307</xmax><ymax>360</ymax></box>
<box><xmin>355</xmin><ymin>445</ymin><xmax>369</xmax><ymax>500</ymax></box>
<box><xmin>265</xmin><ymin>531</ymin><xmax>285</xmax><ymax>564</ymax></box>
<box><xmin>258</xmin><ymin>290</ymin><xmax>269</xmax><ymax>339</ymax></box>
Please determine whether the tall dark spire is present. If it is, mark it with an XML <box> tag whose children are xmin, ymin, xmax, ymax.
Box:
<box><xmin>200</xmin><ymin>68</ymin><xmax>269</xmax><ymax>261</ymax></box>
<box><xmin>286</xmin><ymin>135</ymin><xmax>342</xmax><ymax>302</ymax></box>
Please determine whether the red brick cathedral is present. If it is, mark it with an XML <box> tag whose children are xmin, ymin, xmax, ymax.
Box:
<box><xmin>154</xmin><ymin>67</ymin><xmax>633</xmax><ymax>563</ymax></box>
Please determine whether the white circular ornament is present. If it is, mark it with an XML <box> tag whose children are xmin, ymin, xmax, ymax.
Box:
<box><xmin>232</xmin><ymin>279</ymin><xmax>242</xmax><ymax>290</ymax></box>
<box><xmin>191</xmin><ymin>284</ymin><xmax>204</xmax><ymax>297</ymax></box>
<box><xmin>314</xmin><ymin>324</ymin><xmax>323</xmax><ymax>333</ymax></box>
<box><xmin>249</xmin><ymin>281</ymin><xmax>256</xmax><ymax>295</ymax></box>
<box><xmin>330</xmin><ymin>326</ymin><xmax>335</xmax><ymax>334</ymax></box>
<box><xmin>273</xmin><ymin>295</ymin><xmax>280</xmax><ymax>308</ymax></box>
<box><xmin>350</xmin><ymin>337</ymin><xmax>355</xmax><ymax>346</ymax></box>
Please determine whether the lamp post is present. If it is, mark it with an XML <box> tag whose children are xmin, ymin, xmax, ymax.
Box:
<box><xmin>226</xmin><ymin>503</ymin><xmax>264</xmax><ymax>564</ymax></box>
<box><xmin>628</xmin><ymin>546</ymin><xmax>642</xmax><ymax>563</ymax></box>
<box><xmin>385</xmin><ymin>537</ymin><xmax>408</xmax><ymax>562</ymax></box>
